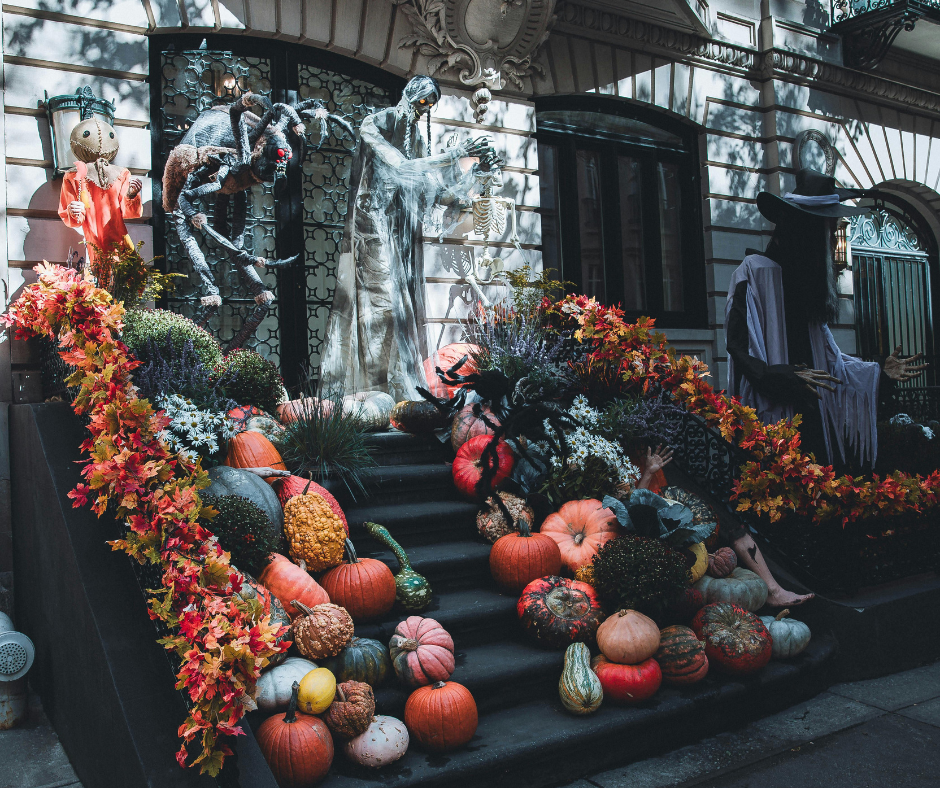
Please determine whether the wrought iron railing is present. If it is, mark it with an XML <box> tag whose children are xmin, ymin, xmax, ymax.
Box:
<box><xmin>831</xmin><ymin>0</ymin><xmax>938</xmax><ymax>69</ymax></box>
<box><xmin>890</xmin><ymin>385</ymin><xmax>940</xmax><ymax>423</ymax></box>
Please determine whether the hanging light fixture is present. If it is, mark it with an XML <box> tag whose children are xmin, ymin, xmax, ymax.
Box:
<box><xmin>835</xmin><ymin>217</ymin><xmax>852</xmax><ymax>273</ymax></box>
<box><xmin>43</xmin><ymin>86</ymin><xmax>115</xmax><ymax>175</ymax></box>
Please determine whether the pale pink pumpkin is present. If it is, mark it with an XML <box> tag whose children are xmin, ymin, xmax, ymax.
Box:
<box><xmin>388</xmin><ymin>616</ymin><xmax>455</xmax><ymax>688</ymax></box>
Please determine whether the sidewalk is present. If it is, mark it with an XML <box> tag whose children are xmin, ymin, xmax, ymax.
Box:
<box><xmin>561</xmin><ymin>659</ymin><xmax>940</xmax><ymax>788</ymax></box>
<box><xmin>3</xmin><ymin>660</ymin><xmax>939</xmax><ymax>788</ymax></box>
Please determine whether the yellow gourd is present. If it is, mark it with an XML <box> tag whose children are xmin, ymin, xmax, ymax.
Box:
<box><xmin>297</xmin><ymin>667</ymin><xmax>337</xmax><ymax>714</ymax></box>
<box><xmin>688</xmin><ymin>542</ymin><xmax>708</xmax><ymax>583</ymax></box>
<box><xmin>283</xmin><ymin>491</ymin><xmax>346</xmax><ymax>571</ymax></box>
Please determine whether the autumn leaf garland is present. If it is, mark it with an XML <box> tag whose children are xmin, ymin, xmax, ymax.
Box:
<box><xmin>2</xmin><ymin>263</ymin><xmax>288</xmax><ymax>776</ymax></box>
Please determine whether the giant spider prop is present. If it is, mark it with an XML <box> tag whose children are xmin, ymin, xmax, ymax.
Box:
<box><xmin>162</xmin><ymin>92</ymin><xmax>354</xmax><ymax>351</ymax></box>
<box><xmin>418</xmin><ymin>354</ymin><xmax>581</xmax><ymax>521</ymax></box>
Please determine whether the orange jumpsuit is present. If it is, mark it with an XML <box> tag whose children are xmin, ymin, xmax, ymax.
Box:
<box><xmin>58</xmin><ymin>161</ymin><xmax>142</xmax><ymax>267</ymax></box>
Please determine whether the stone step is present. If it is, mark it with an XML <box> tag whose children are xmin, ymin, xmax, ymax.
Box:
<box><xmin>372</xmin><ymin>636</ymin><xmax>565</xmax><ymax>718</ymax></box>
<box><xmin>354</xmin><ymin>586</ymin><xmax>519</xmax><ymax>647</ymax></box>
<box><xmin>344</xmin><ymin>499</ymin><xmax>480</xmax><ymax>547</ymax></box>
<box><xmin>365</xmin><ymin>430</ymin><xmax>452</xmax><ymax>467</ymax></box>
<box><xmin>316</xmin><ymin>634</ymin><xmax>838</xmax><ymax>788</ymax></box>
<box><xmin>356</xmin><ymin>539</ymin><xmax>493</xmax><ymax>591</ymax></box>
<box><xmin>322</xmin><ymin>463</ymin><xmax>457</xmax><ymax>507</ymax></box>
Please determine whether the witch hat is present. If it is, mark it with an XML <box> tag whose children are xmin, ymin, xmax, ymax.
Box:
<box><xmin>757</xmin><ymin>168</ymin><xmax>870</xmax><ymax>222</ymax></box>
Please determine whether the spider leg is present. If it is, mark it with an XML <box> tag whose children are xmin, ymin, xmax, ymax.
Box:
<box><xmin>225</xmin><ymin>301</ymin><xmax>270</xmax><ymax>353</ymax></box>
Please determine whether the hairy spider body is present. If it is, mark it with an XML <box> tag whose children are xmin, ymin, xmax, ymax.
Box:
<box><xmin>163</xmin><ymin>93</ymin><xmax>354</xmax><ymax>351</ymax></box>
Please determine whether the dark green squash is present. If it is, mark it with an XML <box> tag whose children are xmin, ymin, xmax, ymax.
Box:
<box><xmin>320</xmin><ymin>637</ymin><xmax>391</xmax><ymax>687</ymax></box>
<box><xmin>364</xmin><ymin>521</ymin><xmax>432</xmax><ymax>611</ymax></box>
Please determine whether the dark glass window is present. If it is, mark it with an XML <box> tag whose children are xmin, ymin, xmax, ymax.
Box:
<box><xmin>536</xmin><ymin>98</ymin><xmax>705</xmax><ymax>327</ymax></box>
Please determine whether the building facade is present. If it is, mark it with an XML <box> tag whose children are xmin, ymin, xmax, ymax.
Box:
<box><xmin>1</xmin><ymin>0</ymin><xmax>939</xmax><ymax>398</ymax></box>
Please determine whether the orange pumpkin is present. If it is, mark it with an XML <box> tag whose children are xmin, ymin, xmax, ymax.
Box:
<box><xmin>404</xmin><ymin>680</ymin><xmax>478</xmax><ymax>752</ymax></box>
<box><xmin>320</xmin><ymin>539</ymin><xmax>396</xmax><ymax>622</ymax></box>
<box><xmin>258</xmin><ymin>553</ymin><xmax>330</xmax><ymax>618</ymax></box>
<box><xmin>423</xmin><ymin>343</ymin><xmax>479</xmax><ymax>399</ymax></box>
<box><xmin>596</xmin><ymin>609</ymin><xmax>661</xmax><ymax>665</ymax></box>
<box><xmin>540</xmin><ymin>499</ymin><xmax>620</xmax><ymax>573</ymax></box>
<box><xmin>224</xmin><ymin>431</ymin><xmax>287</xmax><ymax>483</ymax></box>
<box><xmin>256</xmin><ymin>682</ymin><xmax>334</xmax><ymax>787</ymax></box>
<box><xmin>489</xmin><ymin>518</ymin><xmax>562</xmax><ymax>593</ymax></box>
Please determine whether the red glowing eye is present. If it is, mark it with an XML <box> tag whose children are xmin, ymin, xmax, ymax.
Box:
<box><xmin>277</xmin><ymin>148</ymin><xmax>286</xmax><ymax>158</ymax></box>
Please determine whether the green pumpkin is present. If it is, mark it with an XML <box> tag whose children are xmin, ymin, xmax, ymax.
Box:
<box><xmin>558</xmin><ymin>642</ymin><xmax>603</xmax><ymax>715</ymax></box>
<box><xmin>320</xmin><ymin>637</ymin><xmax>391</xmax><ymax>686</ymax></box>
<box><xmin>364</xmin><ymin>521</ymin><xmax>432</xmax><ymax>611</ymax></box>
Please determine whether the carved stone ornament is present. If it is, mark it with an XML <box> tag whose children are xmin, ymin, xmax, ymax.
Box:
<box><xmin>394</xmin><ymin>0</ymin><xmax>557</xmax><ymax>117</ymax></box>
<box><xmin>794</xmin><ymin>130</ymin><xmax>835</xmax><ymax>177</ymax></box>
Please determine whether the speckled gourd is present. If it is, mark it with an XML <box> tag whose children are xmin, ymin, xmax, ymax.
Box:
<box><xmin>558</xmin><ymin>642</ymin><xmax>603</xmax><ymax>715</ymax></box>
<box><xmin>283</xmin><ymin>481</ymin><xmax>346</xmax><ymax>571</ymax></box>
<box><xmin>364</xmin><ymin>521</ymin><xmax>432</xmax><ymax>611</ymax></box>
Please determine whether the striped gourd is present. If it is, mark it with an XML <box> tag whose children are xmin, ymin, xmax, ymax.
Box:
<box><xmin>655</xmin><ymin>625</ymin><xmax>709</xmax><ymax>686</ymax></box>
<box><xmin>558</xmin><ymin>642</ymin><xmax>603</xmax><ymax>715</ymax></box>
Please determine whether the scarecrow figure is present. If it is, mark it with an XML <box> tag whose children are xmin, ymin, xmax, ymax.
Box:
<box><xmin>58</xmin><ymin>117</ymin><xmax>142</xmax><ymax>270</ymax></box>
<box><xmin>318</xmin><ymin>75</ymin><xmax>496</xmax><ymax>401</ymax></box>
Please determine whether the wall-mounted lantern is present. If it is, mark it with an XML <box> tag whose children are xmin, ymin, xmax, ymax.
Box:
<box><xmin>44</xmin><ymin>86</ymin><xmax>115</xmax><ymax>176</ymax></box>
<box><xmin>835</xmin><ymin>217</ymin><xmax>852</xmax><ymax>273</ymax></box>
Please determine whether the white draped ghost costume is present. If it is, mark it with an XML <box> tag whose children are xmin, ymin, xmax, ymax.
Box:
<box><xmin>318</xmin><ymin>96</ymin><xmax>474</xmax><ymax>401</ymax></box>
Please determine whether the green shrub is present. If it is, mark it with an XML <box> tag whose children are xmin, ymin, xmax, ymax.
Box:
<box><xmin>201</xmin><ymin>494</ymin><xmax>279</xmax><ymax>574</ymax></box>
<box><xmin>215</xmin><ymin>349</ymin><xmax>285</xmax><ymax>414</ymax></box>
<box><xmin>123</xmin><ymin>308</ymin><xmax>222</xmax><ymax>370</ymax></box>
<box><xmin>591</xmin><ymin>535</ymin><xmax>689</xmax><ymax>617</ymax></box>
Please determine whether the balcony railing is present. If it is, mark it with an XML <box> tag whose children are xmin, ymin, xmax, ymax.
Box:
<box><xmin>831</xmin><ymin>0</ymin><xmax>940</xmax><ymax>68</ymax></box>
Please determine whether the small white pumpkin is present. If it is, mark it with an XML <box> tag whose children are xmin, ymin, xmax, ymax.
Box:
<box><xmin>694</xmin><ymin>567</ymin><xmax>768</xmax><ymax>612</ymax></box>
<box><xmin>342</xmin><ymin>391</ymin><xmax>395</xmax><ymax>431</ymax></box>
<box><xmin>343</xmin><ymin>714</ymin><xmax>409</xmax><ymax>768</ymax></box>
<box><xmin>256</xmin><ymin>657</ymin><xmax>318</xmax><ymax>712</ymax></box>
<box><xmin>760</xmin><ymin>609</ymin><xmax>812</xmax><ymax>659</ymax></box>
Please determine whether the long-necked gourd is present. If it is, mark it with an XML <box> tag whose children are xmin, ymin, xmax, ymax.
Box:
<box><xmin>363</xmin><ymin>521</ymin><xmax>432</xmax><ymax>611</ymax></box>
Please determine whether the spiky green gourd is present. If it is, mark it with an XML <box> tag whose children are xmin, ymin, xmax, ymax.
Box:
<box><xmin>364</xmin><ymin>521</ymin><xmax>431</xmax><ymax>611</ymax></box>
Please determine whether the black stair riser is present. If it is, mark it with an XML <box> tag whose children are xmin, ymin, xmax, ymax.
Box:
<box><xmin>346</xmin><ymin>518</ymin><xmax>478</xmax><ymax>548</ymax></box>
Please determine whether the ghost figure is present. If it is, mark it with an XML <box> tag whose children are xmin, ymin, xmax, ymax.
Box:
<box><xmin>57</xmin><ymin>117</ymin><xmax>143</xmax><ymax>271</ymax></box>
<box><xmin>318</xmin><ymin>75</ymin><xmax>495</xmax><ymax>401</ymax></box>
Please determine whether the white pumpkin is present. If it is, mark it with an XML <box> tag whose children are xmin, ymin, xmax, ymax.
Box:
<box><xmin>256</xmin><ymin>657</ymin><xmax>318</xmax><ymax>712</ymax></box>
<box><xmin>342</xmin><ymin>391</ymin><xmax>395</xmax><ymax>431</ymax></box>
<box><xmin>343</xmin><ymin>715</ymin><xmax>409</xmax><ymax>768</ymax></box>
<box><xmin>760</xmin><ymin>609</ymin><xmax>812</xmax><ymax>659</ymax></box>
<box><xmin>694</xmin><ymin>567</ymin><xmax>768</xmax><ymax>612</ymax></box>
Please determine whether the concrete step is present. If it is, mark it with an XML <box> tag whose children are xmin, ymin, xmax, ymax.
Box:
<box><xmin>322</xmin><ymin>463</ymin><xmax>458</xmax><ymax>507</ymax></box>
<box><xmin>345</xmin><ymin>499</ymin><xmax>479</xmax><ymax>547</ymax></box>
<box><xmin>315</xmin><ymin>633</ymin><xmax>838</xmax><ymax>788</ymax></box>
<box><xmin>354</xmin><ymin>586</ymin><xmax>519</xmax><ymax>647</ymax></box>
<box><xmin>365</xmin><ymin>430</ymin><xmax>452</xmax><ymax>467</ymax></box>
<box><xmin>357</xmin><ymin>539</ymin><xmax>493</xmax><ymax>591</ymax></box>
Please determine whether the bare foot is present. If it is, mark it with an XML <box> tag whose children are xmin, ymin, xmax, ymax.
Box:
<box><xmin>766</xmin><ymin>587</ymin><xmax>815</xmax><ymax>607</ymax></box>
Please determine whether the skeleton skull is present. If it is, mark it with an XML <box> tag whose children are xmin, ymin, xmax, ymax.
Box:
<box><xmin>70</xmin><ymin>118</ymin><xmax>120</xmax><ymax>164</ymax></box>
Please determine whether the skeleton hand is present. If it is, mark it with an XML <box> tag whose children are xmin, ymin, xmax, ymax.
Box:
<box><xmin>292</xmin><ymin>123</ymin><xmax>305</xmax><ymax>136</ymax></box>
<box><xmin>254</xmin><ymin>257</ymin><xmax>267</xmax><ymax>269</ymax></box>
<box><xmin>255</xmin><ymin>290</ymin><xmax>275</xmax><ymax>306</ymax></box>
<box><xmin>68</xmin><ymin>200</ymin><xmax>86</xmax><ymax>224</ymax></box>
<box><xmin>884</xmin><ymin>345</ymin><xmax>929</xmax><ymax>382</ymax></box>
<box><xmin>793</xmin><ymin>366</ymin><xmax>842</xmax><ymax>399</ymax></box>
<box><xmin>126</xmin><ymin>177</ymin><xmax>143</xmax><ymax>199</ymax></box>
<box><xmin>462</xmin><ymin>136</ymin><xmax>494</xmax><ymax>159</ymax></box>
<box><xmin>200</xmin><ymin>294</ymin><xmax>222</xmax><ymax>307</ymax></box>
<box><xmin>190</xmin><ymin>212</ymin><xmax>207</xmax><ymax>229</ymax></box>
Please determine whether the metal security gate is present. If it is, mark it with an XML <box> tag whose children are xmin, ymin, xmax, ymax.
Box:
<box><xmin>152</xmin><ymin>37</ymin><xmax>402</xmax><ymax>387</ymax></box>
<box><xmin>851</xmin><ymin>207</ymin><xmax>936</xmax><ymax>388</ymax></box>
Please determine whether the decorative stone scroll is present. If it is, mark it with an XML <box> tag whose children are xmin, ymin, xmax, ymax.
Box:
<box><xmin>394</xmin><ymin>0</ymin><xmax>558</xmax><ymax>120</ymax></box>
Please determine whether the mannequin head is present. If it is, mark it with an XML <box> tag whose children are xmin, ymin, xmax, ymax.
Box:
<box><xmin>70</xmin><ymin>117</ymin><xmax>119</xmax><ymax>164</ymax></box>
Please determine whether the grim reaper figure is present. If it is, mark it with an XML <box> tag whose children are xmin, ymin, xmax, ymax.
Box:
<box><xmin>318</xmin><ymin>75</ymin><xmax>495</xmax><ymax>401</ymax></box>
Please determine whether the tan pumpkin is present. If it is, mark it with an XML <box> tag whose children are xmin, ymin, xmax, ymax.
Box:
<box><xmin>284</xmin><ymin>487</ymin><xmax>347</xmax><ymax>571</ymax></box>
<box><xmin>292</xmin><ymin>601</ymin><xmax>355</xmax><ymax>660</ymax></box>
<box><xmin>596</xmin><ymin>609</ymin><xmax>661</xmax><ymax>665</ymax></box>
<box><xmin>540</xmin><ymin>499</ymin><xmax>620</xmax><ymax>573</ymax></box>
<box><xmin>323</xmin><ymin>681</ymin><xmax>376</xmax><ymax>739</ymax></box>
<box><xmin>476</xmin><ymin>492</ymin><xmax>534</xmax><ymax>544</ymax></box>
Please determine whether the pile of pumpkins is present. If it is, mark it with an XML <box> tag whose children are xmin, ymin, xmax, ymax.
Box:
<box><xmin>254</xmin><ymin>613</ymin><xmax>478</xmax><ymax>785</ymax></box>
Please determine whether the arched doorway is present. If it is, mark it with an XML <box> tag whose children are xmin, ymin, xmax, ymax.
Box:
<box><xmin>850</xmin><ymin>199</ymin><xmax>937</xmax><ymax>389</ymax></box>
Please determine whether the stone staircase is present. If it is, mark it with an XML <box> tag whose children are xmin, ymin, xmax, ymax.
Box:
<box><xmin>280</xmin><ymin>431</ymin><xmax>839</xmax><ymax>788</ymax></box>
